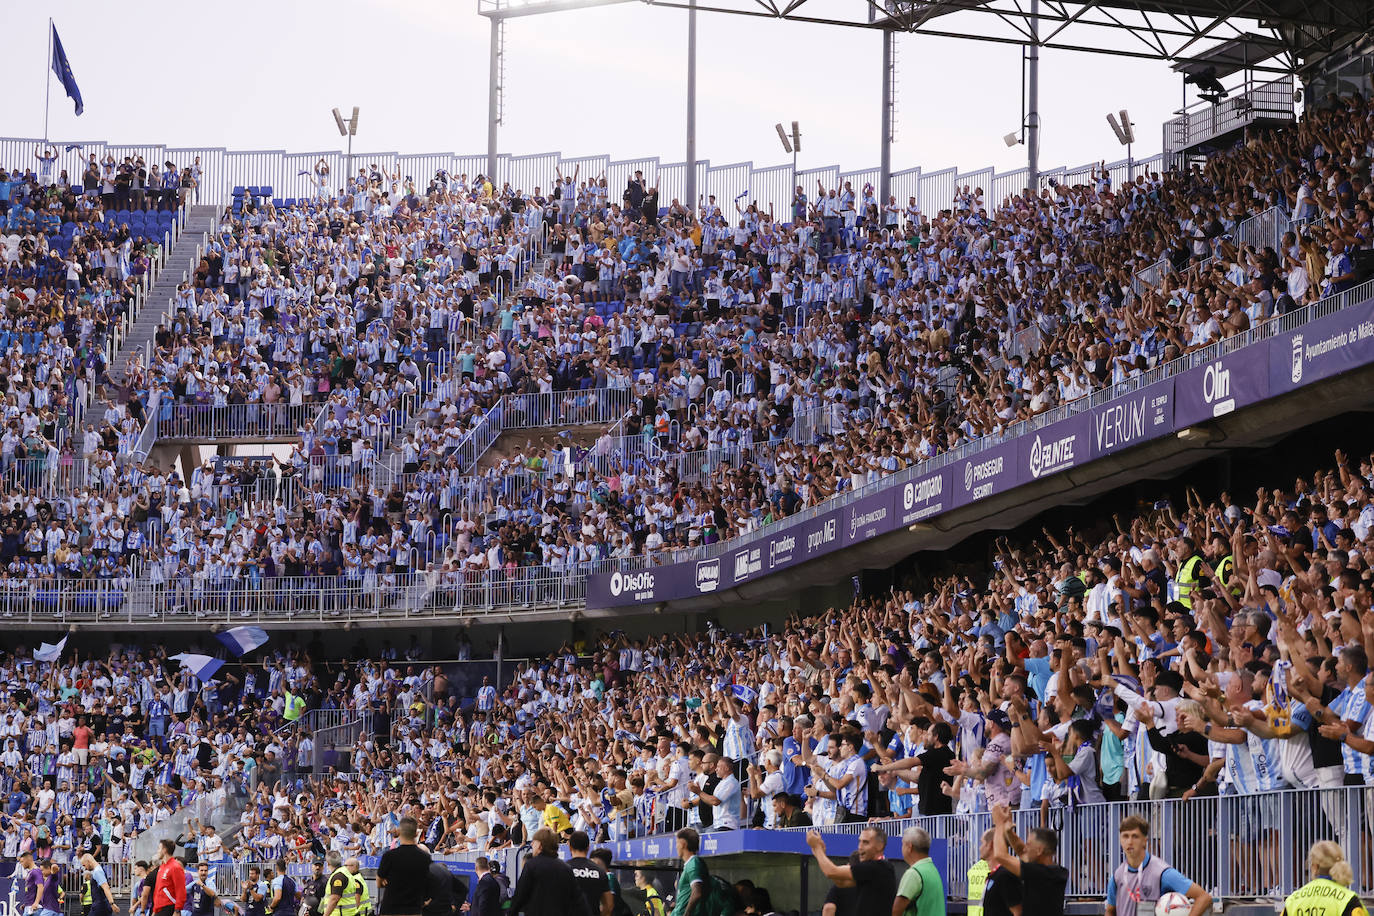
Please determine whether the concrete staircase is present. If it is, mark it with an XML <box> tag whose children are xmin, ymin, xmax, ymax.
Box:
<box><xmin>107</xmin><ymin>204</ymin><xmax>220</xmax><ymax>388</ymax></box>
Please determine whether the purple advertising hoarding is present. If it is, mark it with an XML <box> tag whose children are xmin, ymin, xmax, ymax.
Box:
<box><xmin>1018</xmin><ymin>411</ymin><xmax>1093</xmax><ymax>484</ymax></box>
<box><xmin>840</xmin><ymin>488</ymin><xmax>899</xmax><ymax>549</ymax></box>
<box><xmin>899</xmin><ymin>466</ymin><xmax>952</xmax><ymax>526</ymax></box>
<box><xmin>1270</xmin><ymin>297</ymin><xmax>1374</xmax><ymax>395</ymax></box>
<box><xmin>949</xmin><ymin>439</ymin><xmax>1019</xmax><ymax>510</ymax></box>
<box><xmin>588</xmin><ymin>298</ymin><xmax>1374</xmax><ymax>610</ymax></box>
<box><xmin>1089</xmin><ymin>380</ymin><xmax>1174</xmax><ymax>459</ymax></box>
<box><xmin>1173</xmin><ymin>350</ymin><xmax>1269</xmax><ymax>429</ymax></box>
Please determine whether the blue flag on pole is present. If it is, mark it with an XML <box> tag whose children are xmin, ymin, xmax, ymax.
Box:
<box><xmin>216</xmin><ymin>625</ymin><xmax>269</xmax><ymax>657</ymax></box>
<box><xmin>51</xmin><ymin>23</ymin><xmax>84</xmax><ymax>116</ymax></box>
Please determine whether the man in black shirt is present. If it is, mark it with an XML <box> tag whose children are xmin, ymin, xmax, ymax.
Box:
<box><xmin>509</xmin><ymin>829</ymin><xmax>590</xmax><ymax>916</ymax></box>
<box><xmin>423</xmin><ymin>860</ymin><xmax>459</xmax><ymax>916</ymax></box>
<box><xmin>990</xmin><ymin>806</ymin><xmax>1067</xmax><ymax>916</ymax></box>
<box><xmin>977</xmin><ymin>829</ymin><xmax>1022</xmax><ymax>916</ymax></box>
<box><xmin>567</xmin><ymin>831</ymin><xmax>613</xmax><ymax>916</ymax></box>
<box><xmin>806</xmin><ymin>828</ymin><xmax>897</xmax><ymax>916</ymax></box>
<box><xmin>915</xmin><ymin>722</ymin><xmax>956</xmax><ymax>816</ymax></box>
<box><xmin>377</xmin><ymin>817</ymin><xmax>433</xmax><ymax>916</ymax></box>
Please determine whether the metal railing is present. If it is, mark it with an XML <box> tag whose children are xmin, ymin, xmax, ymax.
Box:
<box><xmin>1163</xmin><ymin>75</ymin><xmax>1296</xmax><ymax>156</ymax></box>
<box><xmin>1</xmin><ymin>457</ymin><xmax>89</xmax><ymax>497</ymax></box>
<box><xmin>778</xmin><ymin>786</ymin><xmax>1374</xmax><ymax>903</ymax></box>
<box><xmin>129</xmin><ymin>389</ymin><xmax>161</xmax><ymax>463</ymax></box>
<box><xmin>601</xmin><ymin>272</ymin><xmax>1374</xmax><ymax>579</ymax></box>
<box><xmin>501</xmin><ymin>388</ymin><xmax>633</xmax><ymax>430</ymax></box>
<box><xmin>157</xmin><ymin>401</ymin><xmax>319</xmax><ymax>440</ymax></box>
<box><xmin>0</xmin><ymin>135</ymin><xmax>1161</xmax><ymax>234</ymax></box>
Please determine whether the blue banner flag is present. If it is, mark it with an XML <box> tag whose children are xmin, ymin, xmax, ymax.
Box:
<box><xmin>51</xmin><ymin>23</ymin><xmax>84</xmax><ymax>117</ymax></box>
<box><xmin>216</xmin><ymin>625</ymin><xmax>269</xmax><ymax>657</ymax></box>
<box><xmin>171</xmin><ymin>653</ymin><xmax>224</xmax><ymax>682</ymax></box>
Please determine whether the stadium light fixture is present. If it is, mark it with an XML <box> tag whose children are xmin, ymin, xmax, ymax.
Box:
<box><xmin>332</xmin><ymin>106</ymin><xmax>361</xmax><ymax>190</ymax></box>
<box><xmin>776</xmin><ymin>121</ymin><xmax>802</xmax><ymax>197</ymax></box>
<box><xmin>1106</xmin><ymin>109</ymin><xmax>1134</xmax><ymax>180</ymax></box>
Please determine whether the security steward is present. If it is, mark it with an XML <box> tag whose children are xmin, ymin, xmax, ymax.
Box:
<box><xmin>1284</xmin><ymin>842</ymin><xmax>1367</xmax><ymax>916</ymax></box>
<box><xmin>966</xmin><ymin>831</ymin><xmax>992</xmax><ymax>916</ymax></box>
<box><xmin>1207</xmin><ymin>533</ymin><xmax>1241</xmax><ymax>598</ymax></box>
<box><xmin>322</xmin><ymin>852</ymin><xmax>371</xmax><ymax>916</ymax></box>
<box><xmin>1173</xmin><ymin>537</ymin><xmax>1204</xmax><ymax>609</ymax></box>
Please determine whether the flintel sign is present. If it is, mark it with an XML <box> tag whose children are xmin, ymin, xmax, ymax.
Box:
<box><xmin>1092</xmin><ymin>381</ymin><xmax>1174</xmax><ymax>458</ymax></box>
<box><xmin>1174</xmin><ymin>352</ymin><xmax>1269</xmax><ymax>429</ymax></box>
<box><xmin>1020</xmin><ymin>412</ymin><xmax>1090</xmax><ymax>482</ymax></box>
<box><xmin>900</xmin><ymin>467</ymin><xmax>950</xmax><ymax>525</ymax></box>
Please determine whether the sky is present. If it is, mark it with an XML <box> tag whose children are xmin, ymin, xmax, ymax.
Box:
<box><xmin>4</xmin><ymin>0</ymin><xmax>1215</xmax><ymax>181</ymax></box>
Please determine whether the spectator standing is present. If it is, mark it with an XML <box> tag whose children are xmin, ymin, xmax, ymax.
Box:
<box><xmin>989</xmin><ymin>807</ymin><xmax>1067</xmax><ymax>916</ymax></box>
<box><xmin>805</xmin><ymin>828</ymin><xmax>897</xmax><ymax>916</ymax></box>
<box><xmin>377</xmin><ymin>818</ymin><xmax>432</xmax><ymax>916</ymax></box>
<box><xmin>509</xmin><ymin>829</ymin><xmax>588</xmax><ymax>916</ymax></box>
<box><xmin>893</xmin><ymin>828</ymin><xmax>945</xmax><ymax>916</ymax></box>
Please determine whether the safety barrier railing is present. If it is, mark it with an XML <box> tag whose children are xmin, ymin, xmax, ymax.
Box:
<box><xmin>2</xmin><ymin>456</ymin><xmax>89</xmax><ymax>497</ymax></box>
<box><xmin>129</xmin><ymin>389</ymin><xmax>161</xmax><ymax>464</ymax></box>
<box><xmin>776</xmin><ymin>785</ymin><xmax>1374</xmax><ymax>903</ymax></box>
<box><xmin>1163</xmin><ymin>75</ymin><xmax>1297</xmax><ymax>156</ymax></box>
<box><xmin>501</xmin><ymin>388</ymin><xmax>633</xmax><ymax>430</ymax></box>
<box><xmin>0</xmin><ymin>135</ymin><xmax>1163</xmax><ymax>230</ymax></box>
<box><xmin>156</xmin><ymin>401</ymin><xmax>319</xmax><ymax>440</ymax></box>
<box><xmin>603</xmin><ymin>272</ymin><xmax>1374</xmax><ymax>580</ymax></box>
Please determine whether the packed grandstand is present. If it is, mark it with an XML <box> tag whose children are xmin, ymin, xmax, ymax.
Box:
<box><xmin>2</xmin><ymin>71</ymin><xmax>1374</xmax><ymax>912</ymax></box>
<box><xmin>0</xmin><ymin>93</ymin><xmax>1369</xmax><ymax>616</ymax></box>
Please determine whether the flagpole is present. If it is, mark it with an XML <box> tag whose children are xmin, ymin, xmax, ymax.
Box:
<box><xmin>44</xmin><ymin>19</ymin><xmax>53</xmax><ymax>143</ymax></box>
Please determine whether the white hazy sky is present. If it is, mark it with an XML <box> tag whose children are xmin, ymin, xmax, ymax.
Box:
<box><xmin>6</xmin><ymin>0</ymin><xmax>1223</xmax><ymax>179</ymax></box>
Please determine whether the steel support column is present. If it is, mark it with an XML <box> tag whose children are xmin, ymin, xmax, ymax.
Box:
<box><xmin>880</xmin><ymin>29</ymin><xmax>894</xmax><ymax>207</ymax></box>
<box><xmin>1027</xmin><ymin>0</ymin><xmax>1041</xmax><ymax>188</ymax></box>
<box><xmin>686</xmin><ymin>0</ymin><xmax>699</xmax><ymax>213</ymax></box>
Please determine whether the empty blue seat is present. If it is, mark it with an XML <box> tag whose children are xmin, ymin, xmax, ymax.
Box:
<box><xmin>232</xmin><ymin>186</ymin><xmax>246</xmax><ymax>197</ymax></box>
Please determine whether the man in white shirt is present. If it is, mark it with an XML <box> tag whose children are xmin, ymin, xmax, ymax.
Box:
<box><xmin>689</xmin><ymin>756</ymin><xmax>741</xmax><ymax>831</ymax></box>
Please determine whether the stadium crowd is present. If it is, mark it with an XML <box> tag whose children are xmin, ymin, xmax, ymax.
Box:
<box><xmin>0</xmin><ymin>91</ymin><xmax>1367</xmax><ymax>612</ymax></box>
<box><xmin>90</xmin><ymin>89</ymin><xmax>1374</xmax><ymax>601</ymax></box>
<box><xmin>3</xmin><ymin>436</ymin><xmax>1374</xmax><ymax>899</ymax></box>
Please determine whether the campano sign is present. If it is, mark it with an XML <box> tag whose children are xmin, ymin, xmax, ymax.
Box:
<box><xmin>900</xmin><ymin>469</ymin><xmax>946</xmax><ymax>524</ymax></box>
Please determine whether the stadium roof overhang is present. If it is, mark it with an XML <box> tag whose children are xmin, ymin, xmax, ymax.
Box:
<box><xmin>479</xmin><ymin>0</ymin><xmax>1370</xmax><ymax>71</ymax></box>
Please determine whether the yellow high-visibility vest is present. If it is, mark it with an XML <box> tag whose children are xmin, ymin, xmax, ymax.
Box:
<box><xmin>966</xmin><ymin>859</ymin><xmax>991</xmax><ymax>916</ymax></box>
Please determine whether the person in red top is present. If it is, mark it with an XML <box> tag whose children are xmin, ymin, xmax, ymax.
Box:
<box><xmin>153</xmin><ymin>839</ymin><xmax>187</xmax><ymax>916</ymax></box>
<box><xmin>72</xmin><ymin>717</ymin><xmax>92</xmax><ymax>765</ymax></box>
